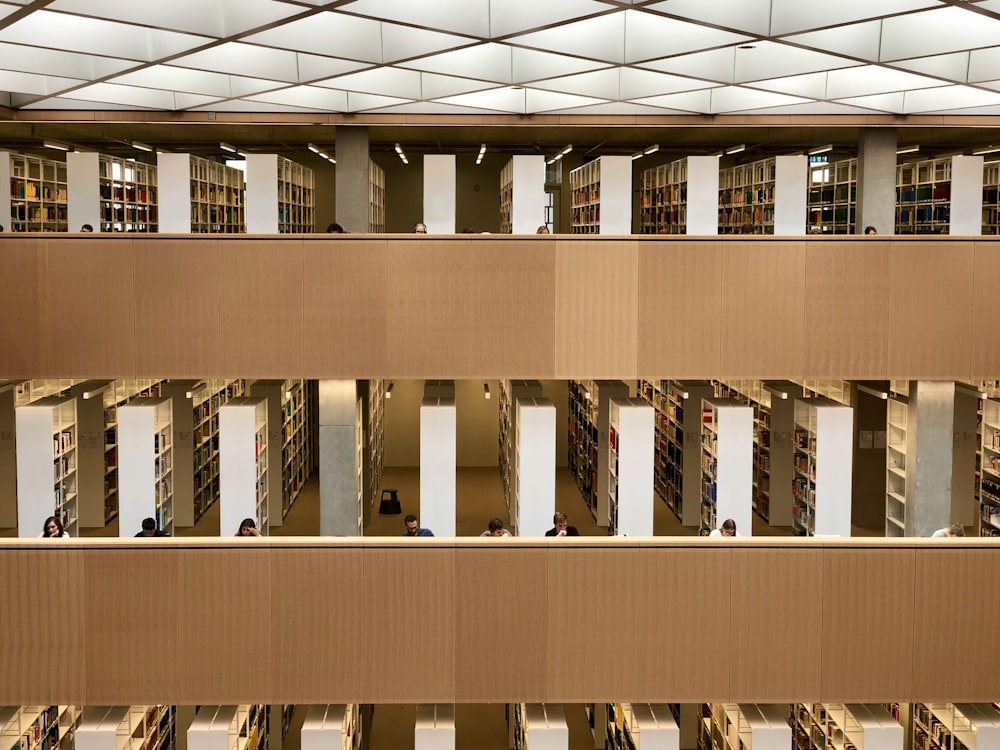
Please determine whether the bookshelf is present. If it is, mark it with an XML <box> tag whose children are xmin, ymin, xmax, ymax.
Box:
<box><xmin>718</xmin><ymin>157</ymin><xmax>776</xmax><ymax>234</ymax></box>
<box><xmin>568</xmin><ymin>380</ymin><xmax>629</xmax><ymax>524</ymax></box>
<box><xmin>414</xmin><ymin>705</ymin><xmax>455</xmax><ymax>750</ymax></box>
<box><xmin>499</xmin><ymin>155</ymin><xmax>545</xmax><ymax>234</ymax></box>
<box><xmin>117</xmin><ymin>397</ymin><xmax>174</xmax><ymax>537</ymax></box>
<box><xmin>188</xmin><ymin>706</ymin><xmax>266</xmax><ymax>750</ymax></box>
<box><xmin>279</xmin><ymin>156</ymin><xmax>314</xmax><ymax>233</ymax></box>
<box><xmin>219</xmin><ymin>397</ymin><xmax>269</xmax><ymax>537</ymax></box>
<box><xmin>914</xmin><ymin>704</ymin><xmax>1000</xmax><ymax>750</ymax></box>
<box><xmin>369</xmin><ymin>159</ymin><xmax>385</xmax><ymax>233</ymax></box>
<box><xmin>569</xmin><ymin>156</ymin><xmax>632</xmax><ymax>234</ymax></box>
<box><xmin>513</xmin><ymin>397</ymin><xmax>555</xmax><ymax>536</ymax></box>
<box><xmin>896</xmin><ymin>158</ymin><xmax>952</xmax><ymax>234</ymax></box>
<box><xmin>0</xmin><ymin>706</ymin><xmax>81</xmax><ymax>750</ymax></box>
<box><xmin>185</xmin><ymin>380</ymin><xmax>245</xmax><ymax>525</ymax></box>
<box><xmin>606</xmin><ymin>704</ymin><xmax>678</xmax><ymax>750</ymax></box>
<box><xmin>793</xmin><ymin>397</ymin><xmax>854</xmax><ymax>536</ymax></box>
<box><xmin>608</xmin><ymin>398</ymin><xmax>655</xmax><ymax>536</ymax></box>
<box><xmin>807</xmin><ymin>158</ymin><xmax>857</xmax><ymax>234</ymax></box>
<box><xmin>983</xmin><ymin>164</ymin><xmax>1000</xmax><ymax>234</ymax></box>
<box><xmin>498</xmin><ymin>380</ymin><xmax>543</xmax><ymax>518</ymax></box>
<box><xmin>158</xmin><ymin>153</ymin><xmax>245</xmax><ymax>233</ymax></box>
<box><xmin>981</xmin><ymin>397</ymin><xmax>1000</xmax><ymax>536</ymax></box>
<box><xmin>365</xmin><ymin>379</ymin><xmax>385</xmax><ymax>514</ymax></box>
<box><xmin>698</xmin><ymin>704</ymin><xmax>790</xmax><ymax>750</ymax></box>
<box><xmin>640</xmin><ymin>160</ymin><xmax>688</xmax><ymax>234</ymax></box>
<box><xmin>245</xmin><ymin>155</ymin><xmax>314</xmax><ymax>233</ymax></box>
<box><xmin>885</xmin><ymin>387</ymin><xmax>910</xmax><ymax>538</ymax></box>
<box><xmin>301</xmin><ymin>705</ymin><xmax>362</xmax><ymax>750</ymax></box>
<box><xmin>99</xmin><ymin>155</ymin><xmax>157</xmax><ymax>232</ymax></box>
<box><xmin>513</xmin><ymin>704</ymin><xmax>568</xmax><ymax>750</ymax></box>
<box><xmin>76</xmin><ymin>706</ymin><xmax>175</xmax><ymax>750</ymax></box>
<box><xmin>792</xmin><ymin>704</ymin><xmax>902</xmax><ymax>750</ymax></box>
<box><xmin>700</xmin><ymin>398</ymin><xmax>754</xmax><ymax>534</ymax></box>
<box><xmin>3</xmin><ymin>152</ymin><xmax>69</xmax><ymax>232</ymax></box>
<box><xmin>15</xmin><ymin>396</ymin><xmax>78</xmax><ymax>537</ymax></box>
<box><xmin>354</xmin><ymin>395</ymin><xmax>364</xmax><ymax>535</ymax></box>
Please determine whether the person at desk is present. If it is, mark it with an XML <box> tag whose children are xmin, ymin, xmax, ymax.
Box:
<box><xmin>480</xmin><ymin>518</ymin><xmax>512</xmax><ymax>537</ymax></box>
<box><xmin>40</xmin><ymin>516</ymin><xmax>70</xmax><ymax>538</ymax></box>
<box><xmin>545</xmin><ymin>511</ymin><xmax>579</xmax><ymax>537</ymax></box>
<box><xmin>931</xmin><ymin>523</ymin><xmax>965</xmax><ymax>538</ymax></box>
<box><xmin>402</xmin><ymin>514</ymin><xmax>434</xmax><ymax>537</ymax></box>
<box><xmin>709</xmin><ymin>518</ymin><xmax>739</xmax><ymax>537</ymax></box>
<box><xmin>135</xmin><ymin>517</ymin><xmax>169</xmax><ymax>537</ymax></box>
<box><xmin>237</xmin><ymin>518</ymin><xmax>262</xmax><ymax>536</ymax></box>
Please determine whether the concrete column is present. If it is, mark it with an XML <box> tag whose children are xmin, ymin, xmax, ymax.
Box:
<box><xmin>319</xmin><ymin>379</ymin><xmax>362</xmax><ymax>536</ymax></box>
<box><xmin>334</xmin><ymin>125</ymin><xmax>370</xmax><ymax>233</ymax></box>
<box><xmin>908</xmin><ymin>381</ymin><xmax>957</xmax><ymax>537</ymax></box>
<box><xmin>857</xmin><ymin>127</ymin><xmax>897</xmax><ymax>235</ymax></box>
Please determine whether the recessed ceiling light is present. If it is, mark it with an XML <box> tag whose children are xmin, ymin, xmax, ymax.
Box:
<box><xmin>738</xmin><ymin>45</ymin><xmax>756</xmax><ymax>50</ymax></box>
<box><xmin>510</xmin><ymin>86</ymin><xmax>523</xmax><ymax>90</ymax></box>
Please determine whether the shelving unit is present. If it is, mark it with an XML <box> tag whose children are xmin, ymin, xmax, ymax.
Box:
<box><xmin>981</xmin><ymin>397</ymin><xmax>1000</xmax><ymax>537</ymax></box>
<box><xmin>568</xmin><ymin>380</ymin><xmax>629</xmax><ymax>524</ymax></box>
<box><xmin>365</xmin><ymin>379</ymin><xmax>385</xmax><ymax>514</ymax></box>
<box><xmin>99</xmin><ymin>155</ymin><xmax>157</xmax><ymax>232</ymax></box>
<box><xmin>3</xmin><ymin>152</ymin><xmax>69</xmax><ymax>232</ymax></box>
<box><xmin>569</xmin><ymin>156</ymin><xmax>632</xmax><ymax>234</ymax></box>
<box><xmin>245</xmin><ymin>155</ymin><xmax>314</xmax><ymax>233</ymax></box>
<box><xmin>513</xmin><ymin>397</ymin><xmax>555</xmax><ymax>536</ymax></box>
<box><xmin>606</xmin><ymin>704</ymin><xmax>679</xmax><ymax>750</ymax></box>
<box><xmin>117</xmin><ymin>397</ymin><xmax>174</xmax><ymax>537</ymax></box>
<box><xmin>792</xmin><ymin>397</ymin><xmax>854</xmax><ymax>537</ymax></box>
<box><xmin>498</xmin><ymin>380</ymin><xmax>543</xmax><ymax>517</ymax></box>
<box><xmin>219</xmin><ymin>397</ymin><xmax>268</xmax><ymax>537</ymax></box>
<box><xmin>414</xmin><ymin>705</ymin><xmax>455</xmax><ymax>750</ymax></box>
<box><xmin>279</xmin><ymin>157</ymin><xmax>314</xmax><ymax>233</ymax></box>
<box><xmin>640</xmin><ymin>160</ymin><xmax>689</xmax><ymax>234</ymax></box>
<box><xmin>896</xmin><ymin>158</ymin><xmax>951</xmax><ymax>234</ymax></box>
<box><xmin>301</xmin><ymin>705</ymin><xmax>362</xmax><ymax>750</ymax></box>
<box><xmin>369</xmin><ymin>159</ymin><xmax>385</xmax><ymax>233</ymax></box>
<box><xmin>807</xmin><ymin>158</ymin><xmax>857</xmax><ymax>234</ymax></box>
<box><xmin>157</xmin><ymin>153</ymin><xmax>245</xmax><ymax>233</ymax></box>
<box><xmin>914</xmin><ymin>704</ymin><xmax>1000</xmax><ymax>750</ymax></box>
<box><xmin>76</xmin><ymin>705</ymin><xmax>175</xmax><ymax>750</ymax></box>
<box><xmin>608</xmin><ymin>398</ymin><xmax>655</xmax><ymax>536</ymax></box>
<box><xmin>718</xmin><ymin>157</ymin><xmax>776</xmax><ymax>234</ymax></box>
<box><xmin>698</xmin><ymin>704</ymin><xmax>790</xmax><ymax>750</ymax></box>
<box><xmin>187</xmin><ymin>380</ymin><xmax>245</xmax><ymax>525</ymax></box>
<box><xmin>512</xmin><ymin>704</ymin><xmax>568</xmax><ymax>750</ymax></box>
<box><xmin>792</xmin><ymin>704</ymin><xmax>902</xmax><ymax>750</ymax></box>
<box><xmin>700</xmin><ymin>398</ymin><xmax>754</xmax><ymax>534</ymax></box>
<box><xmin>885</xmin><ymin>387</ymin><xmax>910</xmax><ymax>538</ymax></box>
<box><xmin>15</xmin><ymin>396</ymin><xmax>78</xmax><ymax>537</ymax></box>
<box><xmin>499</xmin><ymin>155</ymin><xmax>545</xmax><ymax>234</ymax></box>
<box><xmin>188</xmin><ymin>706</ymin><xmax>266</xmax><ymax>750</ymax></box>
<box><xmin>0</xmin><ymin>706</ymin><xmax>81</xmax><ymax>750</ymax></box>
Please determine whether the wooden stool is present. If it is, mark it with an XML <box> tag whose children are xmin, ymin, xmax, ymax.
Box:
<box><xmin>378</xmin><ymin>488</ymin><xmax>401</xmax><ymax>515</ymax></box>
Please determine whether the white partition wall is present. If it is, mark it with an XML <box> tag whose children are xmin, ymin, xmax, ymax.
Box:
<box><xmin>245</xmin><ymin>154</ymin><xmax>280</xmax><ymax>234</ymax></box>
<box><xmin>774</xmin><ymin>155</ymin><xmax>808</xmax><ymax>235</ymax></box>
<box><xmin>510</xmin><ymin>155</ymin><xmax>546</xmax><ymax>233</ymax></box>
<box><xmin>219</xmin><ymin>398</ymin><xmax>269</xmax><ymax>537</ymax></box>
<box><xmin>951</xmin><ymin>155</ymin><xmax>985</xmax><ymax>235</ymax></box>
<box><xmin>609</xmin><ymin>398</ymin><xmax>655</xmax><ymax>536</ymax></box>
<box><xmin>157</xmin><ymin>153</ymin><xmax>192</xmax><ymax>233</ymax></box>
<box><xmin>620</xmin><ymin>704</ymin><xmax>679</xmax><ymax>750</ymax></box>
<box><xmin>0</xmin><ymin>152</ymin><xmax>10</xmax><ymax>214</ymax></box>
<box><xmin>599</xmin><ymin>155</ymin><xmax>632</xmax><ymax>234</ymax></box>
<box><xmin>795</xmin><ymin>398</ymin><xmax>854</xmax><ymax>537</ymax></box>
<box><xmin>702</xmin><ymin>399</ymin><xmax>754</xmax><ymax>535</ymax></box>
<box><xmin>415</xmin><ymin>705</ymin><xmax>455</xmax><ymax>750</ymax></box>
<box><xmin>118</xmin><ymin>397</ymin><xmax>174</xmax><ymax>537</ymax></box>
<box><xmin>514</xmin><ymin>398</ymin><xmax>556</xmax><ymax>536</ymax></box>
<box><xmin>687</xmin><ymin>155</ymin><xmax>720</xmax><ymax>235</ymax></box>
<box><xmin>75</xmin><ymin>707</ymin><xmax>128</xmax><ymax>750</ymax></box>
<box><xmin>67</xmin><ymin>151</ymin><xmax>101</xmax><ymax>232</ymax></box>
<box><xmin>743</xmin><ymin>704</ymin><xmax>793</xmax><ymax>750</ymax></box>
<box><xmin>301</xmin><ymin>705</ymin><xmax>361</xmax><ymax>750</ymax></box>
<box><xmin>16</xmin><ymin>396</ymin><xmax>78</xmax><ymax>537</ymax></box>
<box><xmin>424</xmin><ymin>154</ymin><xmax>455</xmax><ymax>234</ymax></box>
<box><xmin>420</xmin><ymin>397</ymin><xmax>457</xmax><ymax>536</ymax></box>
<box><xmin>519</xmin><ymin>704</ymin><xmax>568</xmax><ymax>750</ymax></box>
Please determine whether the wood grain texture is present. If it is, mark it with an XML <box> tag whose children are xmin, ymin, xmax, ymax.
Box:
<box><xmin>546</xmin><ymin>546</ymin><xmax>639</xmax><ymax>701</ymax></box>
<box><xmin>0</xmin><ymin>549</ymin><xmax>87</xmax><ymax>704</ymax></box>
<box><xmin>40</xmin><ymin>239</ymin><xmax>136</xmax><ymax>378</ymax></box>
<box><xmin>270</xmin><ymin>548</ymin><xmax>367</xmax><ymax>701</ymax></box>
<box><xmin>970</xmin><ymin>240</ymin><xmax>1000</xmax><ymax>378</ymax></box>
<box><xmin>634</xmin><ymin>545</ymin><xmax>731</xmax><ymax>702</ymax></box>
<box><xmin>176</xmin><ymin>549</ymin><xmax>272</xmax><ymax>703</ymax></box>
<box><xmin>133</xmin><ymin>239</ymin><xmax>222</xmax><ymax>378</ymax></box>
<box><xmin>386</xmin><ymin>239</ymin><xmax>556</xmax><ymax>379</ymax></box>
<box><xmin>802</xmin><ymin>241</ymin><xmax>890</xmax><ymax>379</ymax></box>
<box><xmin>454</xmin><ymin>547</ymin><xmax>548</xmax><ymax>702</ymax></box>
<box><xmin>217</xmin><ymin>240</ymin><xmax>305</xmax><ymax>377</ymax></box>
<box><xmin>83</xmin><ymin>549</ymin><xmax>180</xmax><ymax>703</ymax></box>
<box><xmin>0</xmin><ymin>238</ymin><xmax>43</xmax><ymax>378</ymax></box>
<box><xmin>720</xmin><ymin>240</ymin><xmax>807</xmax><ymax>378</ymax></box>
<box><xmin>554</xmin><ymin>239</ymin><xmax>638</xmax><ymax>378</ymax></box>
<box><xmin>888</xmin><ymin>241</ymin><xmax>975</xmax><ymax>379</ymax></box>
<box><xmin>637</xmin><ymin>241</ymin><xmax>723</xmax><ymax>378</ymax></box>
<box><xmin>820</xmin><ymin>547</ymin><xmax>915</xmax><ymax>701</ymax></box>
<box><xmin>301</xmin><ymin>239</ymin><xmax>389</xmax><ymax>377</ymax></box>
<box><xmin>730</xmin><ymin>547</ymin><xmax>823</xmax><ymax>701</ymax></box>
<box><xmin>911</xmin><ymin>548</ymin><xmax>1000</xmax><ymax>700</ymax></box>
<box><xmin>360</xmin><ymin>547</ymin><xmax>456</xmax><ymax>702</ymax></box>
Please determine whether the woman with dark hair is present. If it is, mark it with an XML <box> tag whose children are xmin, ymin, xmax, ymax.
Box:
<box><xmin>40</xmin><ymin>516</ymin><xmax>69</xmax><ymax>538</ymax></box>
<box><xmin>237</xmin><ymin>518</ymin><xmax>262</xmax><ymax>537</ymax></box>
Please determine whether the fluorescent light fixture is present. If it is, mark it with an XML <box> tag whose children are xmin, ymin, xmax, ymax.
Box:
<box><xmin>82</xmin><ymin>383</ymin><xmax>110</xmax><ymax>400</ymax></box>
<box><xmin>857</xmin><ymin>384</ymin><xmax>889</xmax><ymax>400</ymax></box>
<box><xmin>808</xmin><ymin>144</ymin><xmax>833</xmax><ymax>155</ymax></box>
<box><xmin>43</xmin><ymin>140</ymin><xmax>70</xmax><ymax>151</ymax></box>
<box><xmin>724</xmin><ymin>144</ymin><xmax>746</xmax><ymax>155</ymax></box>
<box><xmin>386</xmin><ymin>382</ymin><xmax>394</xmax><ymax>399</ymax></box>
<box><xmin>583</xmin><ymin>388</ymin><xmax>591</xmax><ymax>401</ymax></box>
<box><xmin>308</xmin><ymin>143</ymin><xmax>321</xmax><ymax>154</ymax></box>
<box><xmin>476</xmin><ymin>143</ymin><xmax>486</xmax><ymax>166</ymax></box>
<box><xmin>631</xmin><ymin>151</ymin><xmax>644</xmax><ymax>161</ymax></box>
<box><xmin>643</xmin><ymin>144</ymin><xmax>659</xmax><ymax>156</ymax></box>
<box><xmin>484</xmin><ymin>383</ymin><xmax>490</xmax><ymax>400</ymax></box>
<box><xmin>395</xmin><ymin>143</ymin><xmax>408</xmax><ymax>164</ymax></box>
<box><xmin>219</xmin><ymin>142</ymin><xmax>237</xmax><ymax>153</ymax></box>
<box><xmin>973</xmin><ymin>145</ymin><xmax>1000</xmax><ymax>155</ymax></box>
<box><xmin>284</xmin><ymin>391</ymin><xmax>292</xmax><ymax>399</ymax></box>
<box><xmin>394</xmin><ymin>143</ymin><xmax>403</xmax><ymax>154</ymax></box>
<box><xmin>680</xmin><ymin>390</ymin><xmax>690</xmax><ymax>400</ymax></box>
<box><xmin>131</xmin><ymin>141</ymin><xmax>153</xmax><ymax>152</ymax></box>
<box><xmin>896</xmin><ymin>145</ymin><xmax>920</xmax><ymax>155</ymax></box>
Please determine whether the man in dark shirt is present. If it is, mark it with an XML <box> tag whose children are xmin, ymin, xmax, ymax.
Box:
<box><xmin>545</xmin><ymin>511</ymin><xmax>580</xmax><ymax>537</ymax></box>
<box><xmin>135</xmin><ymin>517</ymin><xmax>169</xmax><ymax>537</ymax></box>
<box><xmin>402</xmin><ymin>514</ymin><xmax>434</xmax><ymax>537</ymax></box>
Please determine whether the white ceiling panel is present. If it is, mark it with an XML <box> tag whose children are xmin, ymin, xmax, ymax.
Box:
<box><xmin>728</xmin><ymin>101</ymin><xmax>896</xmax><ymax>115</ymax></box>
<box><xmin>397</xmin><ymin>43</ymin><xmax>513</xmax><ymax>83</ymax></box>
<box><xmin>624</xmin><ymin>10</ymin><xmax>751</xmax><ymax>62</ymax></box>
<box><xmin>187</xmin><ymin>99</ymin><xmax>326</xmax><ymax>112</ymax></box>
<box><xmin>490</xmin><ymin>0</ymin><xmax>611</xmax><ymax>37</ymax></box>
<box><xmin>0</xmin><ymin>11</ymin><xmax>209</xmax><ymax>61</ymax></box>
<box><xmin>892</xmin><ymin>52</ymin><xmax>971</xmax><ymax>82</ymax></box>
<box><xmin>833</xmin><ymin>92</ymin><xmax>906</xmax><ymax>112</ymax></box>
<box><xmin>826</xmin><ymin>65</ymin><xmax>943</xmax><ymax>98</ymax></box>
<box><xmin>346</xmin><ymin>92</ymin><xmax>413</xmax><ymax>111</ymax></box>
<box><xmin>362</xmin><ymin>101</ymin><xmax>519</xmax><ymax>115</ymax></box>
<box><xmin>15</xmin><ymin>95</ymin><xmax>159</xmax><ymax>110</ymax></box>
<box><xmin>0</xmin><ymin>70</ymin><xmax>84</xmax><ymax>96</ymax></box>
<box><xmin>918</xmin><ymin>104</ymin><xmax>1000</xmax><ymax>115</ymax></box>
<box><xmin>769</xmin><ymin>0</ymin><xmax>938</xmax><ymax>36</ymax></box>
<box><xmin>511</xmin><ymin>47</ymin><xmax>612</xmax><ymax>82</ymax></box>
<box><xmin>46</xmin><ymin>0</ymin><xmax>306</xmax><ymax>37</ymax></box>
<box><xmin>783</xmin><ymin>20</ymin><xmax>883</xmax><ymax>62</ymax></box>
<box><xmin>379</xmin><ymin>22</ymin><xmax>477</xmax><ymax>63</ymax></box>
<box><xmin>59</xmin><ymin>82</ymin><xmax>184</xmax><ymax>108</ymax></box>
<box><xmin>0</xmin><ymin>4</ymin><xmax>17</xmax><ymax>21</ymax></box>
<box><xmin>528</xmin><ymin>68</ymin><xmax>621</xmax><ymax>99</ymax></box>
<box><xmin>173</xmin><ymin>92</ymin><xmax>227</xmax><ymax>109</ymax></box>
<box><xmin>630</xmin><ymin>88</ymin><xmax>714</xmax><ymax>112</ymax></box>
<box><xmin>639</xmin><ymin>47</ymin><xmax>737</xmax><ymax>83</ymax></box>
<box><xmin>880</xmin><ymin>7</ymin><xmax>1000</xmax><ymax>61</ymax></box>
<box><xmin>341</xmin><ymin>0</ymin><xmax>490</xmax><ymax>38</ymax></box>
<box><xmin>709</xmin><ymin>86</ymin><xmax>813</xmax><ymax>112</ymax></box>
<box><xmin>967</xmin><ymin>47</ymin><xmax>1000</xmax><ymax>83</ymax></box>
<box><xmin>976</xmin><ymin>0</ymin><xmax>1000</xmax><ymax>10</ymax></box>
<box><xmin>620</xmin><ymin>67</ymin><xmax>717</xmax><ymax>98</ymax></box>
<box><xmin>645</xmin><ymin>0</ymin><xmax>773</xmax><ymax>36</ymax></box>
<box><xmin>418</xmin><ymin>73</ymin><xmax>498</xmax><ymax>99</ymax></box>
<box><xmin>297</xmin><ymin>54</ymin><xmax>373</xmax><ymax>82</ymax></box>
<box><xmin>525</xmin><ymin>89</ymin><xmax>608</xmax><ymax>112</ymax></box>
<box><xmin>0</xmin><ymin>43</ymin><xmax>135</xmax><ymax>80</ymax></box>
<box><xmin>315</xmin><ymin>67</ymin><xmax>422</xmax><ymax>99</ymax></box>
<box><xmin>903</xmin><ymin>84</ymin><xmax>1000</xmax><ymax>113</ymax></box>
<box><xmin>243</xmin><ymin>13</ymin><xmax>383</xmax><ymax>62</ymax></box>
<box><xmin>109</xmin><ymin>66</ymin><xmax>283</xmax><ymax>98</ymax></box>
<box><xmin>246</xmin><ymin>85</ymin><xmax>349</xmax><ymax>110</ymax></box>
<box><xmin>509</xmin><ymin>14</ymin><xmax>626</xmax><ymax>64</ymax></box>
<box><xmin>743</xmin><ymin>72</ymin><xmax>828</xmax><ymax>99</ymax></box>
<box><xmin>542</xmin><ymin>101</ymin><xmax>694</xmax><ymax>115</ymax></box>
<box><xmin>171</xmin><ymin>43</ymin><xmax>301</xmax><ymax>81</ymax></box>
<box><xmin>732</xmin><ymin>41</ymin><xmax>860</xmax><ymax>82</ymax></box>
<box><xmin>434</xmin><ymin>87</ymin><xmax>527</xmax><ymax>113</ymax></box>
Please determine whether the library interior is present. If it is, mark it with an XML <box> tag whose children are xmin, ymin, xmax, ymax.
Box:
<box><xmin>3</xmin><ymin>2</ymin><xmax>1000</xmax><ymax>750</ymax></box>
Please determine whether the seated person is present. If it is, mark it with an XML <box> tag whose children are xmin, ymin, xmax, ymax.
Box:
<box><xmin>931</xmin><ymin>523</ymin><xmax>965</xmax><ymax>538</ymax></box>
<box><xmin>135</xmin><ymin>517</ymin><xmax>169</xmax><ymax>537</ymax></box>
<box><xmin>481</xmin><ymin>518</ymin><xmax>512</xmax><ymax>537</ymax></box>
<box><xmin>709</xmin><ymin>518</ymin><xmax>739</xmax><ymax>537</ymax></box>
<box><xmin>545</xmin><ymin>511</ymin><xmax>580</xmax><ymax>537</ymax></box>
<box><xmin>402</xmin><ymin>514</ymin><xmax>434</xmax><ymax>537</ymax></box>
<box><xmin>237</xmin><ymin>518</ymin><xmax>262</xmax><ymax>536</ymax></box>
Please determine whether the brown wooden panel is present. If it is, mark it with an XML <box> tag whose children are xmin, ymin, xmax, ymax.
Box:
<box><xmin>0</xmin><ymin>238</ymin><xmax>43</xmax><ymax>378</ymax></box>
<box><xmin>0</xmin><ymin>549</ymin><xmax>87</xmax><ymax>704</ymax></box>
<box><xmin>217</xmin><ymin>240</ymin><xmax>304</xmax><ymax>377</ymax></box>
<box><xmin>720</xmin><ymin>240</ymin><xmax>807</xmax><ymax>378</ymax></box>
<box><xmin>803</xmin><ymin>240</ymin><xmax>890</xmax><ymax>379</ymax></box>
<box><xmin>820</xmin><ymin>547</ymin><xmax>915</xmax><ymax>700</ymax></box>
<box><xmin>361</xmin><ymin>546</ymin><xmax>456</xmax><ymax>701</ymax></box>
<box><xmin>40</xmin><ymin>239</ymin><xmax>136</xmax><ymax>378</ymax></box>
<box><xmin>84</xmin><ymin>549</ymin><xmax>180</xmax><ymax>703</ymax></box>
<box><xmin>635</xmin><ymin>545</ymin><xmax>731</xmax><ymax>701</ymax></box>
<box><xmin>302</xmin><ymin>239</ymin><xmax>389</xmax><ymax>377</ymax></box>
<box><xmin>911</xmin><ymin>548</ymin><xmax>1000</xmax><ymax>700</ymax></box>
<box><xmin>730</xmin><ymin>546</ymin><xmax>823</xmax><ymax>701</ymax></box>
<box><xmin>971</xmin><ymin>240</ymin><xmax>1000</xmax><ymax>378</ymax></box>
<box><xmin>554</xmin><ymin>239</ymin><xmax>638</xmax><ymax>378</ymax></box>
<box><xmin>133</xmin><ymin>239</ymin><xmax>222</xmax><ymax>378</ymax></box>
<box><xmin>637</xmin><ymin>241</ymin><xmax>723</xmax><ymax>378</ymax></box>
<box><xmin>176</xmin><ymin>548</ymin><xmax>272</xmax><ymax>703</ymax></box>
<box><xmin>455</xmin><ymin>546</ymin><xmax>548</xmax><ymax>702</ymax></box>
<box><xmin>386</xmin><ymin>239</ymin><xmax>556</xmax><ymax>379</ymax></box>
<box><xmin>547</xmin><ymin>546</ymin><xmax>638</xmax><ymax>701</ymax></box>
<box><xmin>888</xmin><ymin>241</ymin><xmax>975</xmax><ymax>379</ymax></box>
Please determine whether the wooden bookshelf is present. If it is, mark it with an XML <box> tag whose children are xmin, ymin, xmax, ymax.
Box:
<box><xmin>570</xmin><ymin>156</ymin><xmax>632</xmax><ymax>234</ymax></box>
<box><xmin>885</xmin><ymin>385</ymin><xmax>910</xmax><ymax>538</ymax></box>
<box><xmin>568</xmin><ymin>379</ymin><xmax>628</xmax><ymax>524</ymax></box>
<box><xmin>499</xmin><ymin>155</ymin><xmax>545</xmax><ymax>234</ymax></box>
<box><xmin>700</xmin><ymin>398</ymin><xmax>753</xmax><ymax>534</ymax></box>
<box><xmin>188</xmin><ymin>706</ymin><xmax>266</xmax><ymax>750</ymax></box>
<box><xmin>793</xmin><ymin>397</ymin><xmax>853</xmax><ymax>537</ymax></box>
<box><xmin>365</xmin><ymin>379</ymin><xmax>385</xmax><ymax>514</ymax></box>
<box><xmin>4</xmin><ymin>152</ymin><xmax>69</xmax><ymax>232</ymax></box>
<box><xmin>99</xmin><ymin>155</ymin><xmax>158</xmax><ymax>233</ymax></box>
<box><xmin>279</xmin><ymin>157</ymin><xmax>314</xmax><ymax>233</ymax></box>
<box><xmin>353</xmin><ymin>395</ymin><xmax>364</xmax><ymax>535</ymax></box>
<box><xmin>718</xmin><ymin>157</ymin><xmax>775</xmax><ymax>235</ymax></box>
<box><xmin>640</xmin><ymin>159</ymin><xmax>688</xmax><ymax>234</ymax></box>
<box><xmin>219</xmin><ymin>397</ymin><xmax>269</xmax><ymax>536</ymax></box>
<box><xmin>15</xmin><ymin>396</ymin><xmax>78</xmax><ymax>537</ymax></box>
<box><xmin>498</xmin><ymin>380</ymin><xmax>543</xmax><ymax>518</ymax></box>
<box><xmin>792</xmin><ymin>704</ymin><xmax>902</xmax><ymax>750</ymax></box>
<box><xmin>158</xmin><ymin>153</ymin><xmax>245</xmax><ymax>233</ymax></box>
<box><xmin>77</xmin><ymin>706</ymin><xmax>175</xmax><ymax>750</ymax></box>
<box><xmin>513</xmin><ymin>397</ymin><xmax>555</xmax><ymax>536</ymax></box>
<box><xmin>301</xmin><ymin>705</ymin><xmax>362</xmax><ymax>750</ymax></box>
<box><xmin>190</xmin><ymin>380</ymin><xmax>245</xmax><ymax>524</ymax></box>
<box><xmin>983</xmin><ymin>164</ymin><xmax>1000</xmax><ymax>234</ymax></box>
<box><xmin>980</xmin><ymin>397</ymin><xmax>1000</xmax><ymax>537</ymax></box>
<box><xmin>118</xmin><ymin>397</ymin><xmax>174</xmax><ymax>537</ymax></box>
<box><xmin>606</xmin><ymin>703</ymin><xmax>678</xmax><ymax>750</ymax></box>
<box><xmin>698</xmin><ymin>704</ymin><xmax>789</xmax><ymax>750</ymax></box>
<box><xmin>913</xmin><ymin>704</ymin><xmax>1000</xmax><ymax>750</ymax></box>
<box><xmin>607</xmin><ymin>398</ymin><xmax>654</xmax><ymax>536</ymax></box>
<box><xmin>369</xmin><ymin>159</ymin><xmax>385</xmax><ymax>233</ymax></box>
<box><xmin>281</xmin><ymin>379</ymin><xmax>312</xmax><ymax>517</ymax></box>
<box><xmin>896</xmin><ymin>158</ymin><xmax>952</xmax><ymax>234</ymax></box>
<box><xmin>0</xmin><ymin>706</ymin><xmax>81</xmax><ymax>750</ymax></box>
<box><xmin>513</xmin><ymin>704</ymin><xmax>567</xmax><ymax>750</ymax></box>
<box><xmin>807</xmin><ymin>158</ymin><xmax>857</xmax><ymax>234</ymax></box>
